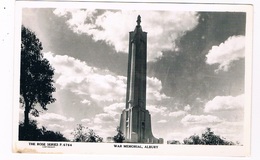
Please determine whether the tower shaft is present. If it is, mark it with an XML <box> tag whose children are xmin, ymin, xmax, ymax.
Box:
<box><xmin>126</xmin><ymin>20</ymin><xmax>147</xmax><ymax>110</ymax></box>
<box><xmin>119</xmin><ymin>15</ymin><xmax>163</xmax><ymax>144</ymax></box>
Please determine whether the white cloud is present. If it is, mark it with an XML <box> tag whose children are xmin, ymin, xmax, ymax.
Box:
<box><xmin>79</xmin><ymin>102</ymin><xmax>124</xmax><ymax>139</ymax></box>
<box><xmin>31</xmin><ymin>112</ymin><xmax>75</xmax><ymax>136</ymax></box>
<box><xmin>166</xmin><ymin>132</ymin><xmax>188</xmax><ymax>142</ymax></box>
<box><xmin>81</xmin><ymin>99</ymin><xmax>91</xmax><ymax>105</ymax></box>
<box><xmin>44</xmin><ymin>52</ymin><xmax>168</xmax><ymax>103</ymax></box>
<box><xmin>88</xmin><ymin>74</ymin><xmax>126</xmax><ymax>102</ymax></box>
<box><xmin>147</xmin><ymin>105</ymin><xmax>168</xmax><ymax>116</ymax></box>
<box><xmin>147</xmin><ymin>77</ymin><xmax>169</xmax><ymax>101</ymax></box>
<box><xmin>184</xmin><ymin>121</ymin><xmax>244</xmax><ymax>144</ymax></box>
<box><xmin>43</xmin><ymin>52</ymin><xmax>94</xmax><ymax>88</ymax></box>
<box><xmin>167</xmin><ymin>105</ymin><xmax>191</xmax><ymax>118</ymax></box>
<box><xmin>206</xmin><ymin>35</ymin><xmax>245</xmax><ymax>72</ymax></box>
<box><xmin>169</xmin><ymin>110</ymin><xmax>186</xmax><ymax>118</ymax></box>
<box><xmin>53</xmin><ymin>9</ymin><xmax>199</xmax><ymax>61</ymax></box>
<box><xmin>90</xmin><ymin>113</ymin><xmax>119</xmax><ymax>139</ymax></box>
<box><xmin>213</xmin><ymin>121</ymin><xmax>244</xmax><ymax>144</ymax></box>
<box><xmin>157</xmin><ymin>119</ymin><xmax>167</xmax><ymax>123</ymax></box>
<box><xmin>181</xmin><ymin>114</ymin><xmax>222</xmax><ymax>126</ymax></box>
<box><xmin>81</xmin><ymin>118</ymin><xmax>91</xmax><ymax>123</ymax></box>
<box><xmin>204</xmin><ymin>94</ymin><xmax>244</xmax><ymax>113</ymax></box>
<box><xmin>103</xmin><ymin>103</ymin><xmax>125</xmax><ymax>116</ymax></box>
<box><xmin>54</xmin><ymin>9</ymin><xmax>97</xmax><ymax>32</ymax></box>
<box><xmin>184</xmin><ymin>104</ymin><xmax>191</xmax><ymax>111</ymax></box>
<box><xmin>36</xmin><ymin>113</ymin><xmax>75</xmax><ymax>123</ymax></box>
<box><xmin>86</xmin><ymin>103</ymin><xmax>124</xmax><ymax>127</ymax></box>
<box><xmin>47</xmin><ymin>124</ymin><xmax>65</xmax><ymax>131</ymax></box>
<box><xmin>94</xmin><ymin>113</ymin><xmax>116</xmax><ymax>124</ymax></box>
<box><xmin>44</xmin><ymin>52</ymin><xmax>126</xmax><ymax>102</ymax></box>
<box><xmin>187</xmin><ymin>126</ymin><xmax>207</xmax><ymax>135</ymax></box>
<box><xmin>43</xmin><ymin>52</ymin><xmax>171</xmax><ymax>139</ymax></box>
<box><xmin>61</xmin><ymin>129</ymin><xmax>74</xmax><ymax>141</ymax></box>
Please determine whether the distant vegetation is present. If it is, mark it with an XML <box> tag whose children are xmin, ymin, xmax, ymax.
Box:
<box><xmin>168</xmin><ymin>128</ymin><xmax>238</xmax><ymax>145</ymax></box>
<box><xmin>19</xmin><ymin>121</ymin><xmax>105</xmax><ymax>142</ymax></box>
<box><xmin>19</xmin><ymin>120</ymin><xmax>68</xmax><ymax>141</ymax></box>
<box><xmin>113</xmin><ymin>127</ymin><xmax>125</xmax><ymax>143</ymax></box>
<box><xmin>71</xmin><ymin>124</ymin><xmax>103</xmax><ymax>142</ymax></box>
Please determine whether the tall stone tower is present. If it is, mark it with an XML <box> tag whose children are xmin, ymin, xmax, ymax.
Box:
<box><xmin>119</xmin><ymin>15</ymin><xmax>163</xmax><ymax>143</ymax></box>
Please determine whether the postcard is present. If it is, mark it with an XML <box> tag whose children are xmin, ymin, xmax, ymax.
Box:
<box><xmin>13</xmin><ymin>1</ymin><xmax>253</xmax><ymax>156</ymax></box>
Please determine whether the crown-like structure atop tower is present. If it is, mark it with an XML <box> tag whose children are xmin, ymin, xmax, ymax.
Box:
<box><xmin>136</xmin><ymin>15</ymin><xmax>141</xmax><ymax>27</ymax></box>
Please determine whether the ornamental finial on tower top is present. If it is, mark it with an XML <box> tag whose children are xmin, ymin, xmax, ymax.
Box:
<box><xmin>137</xmin><ymin>15</ymin><xmax>141</xmax><ymax>26</ymax></box>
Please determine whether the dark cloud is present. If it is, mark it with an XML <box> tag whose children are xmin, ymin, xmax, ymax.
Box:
<box><xmin>23</xmin><ymin>8</ymin><xmax>128</xmax><ymax>76</ymax></box>
<box><xmin>148</xmin><ymin>12</ymin><xmax>246</xmax><ymax>106</ymax></box>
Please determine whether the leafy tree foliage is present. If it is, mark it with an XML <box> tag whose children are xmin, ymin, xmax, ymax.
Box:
<box><xmin>19</xmin><ymin>120</ymin><xmax>68</xmax><ymax>141</ymax></box>
<box><xmin>20</xmin><ymin>26</ymin><xmax>56</xmax><ymax>127</ymax></box>
<box><xmin>183</xmin><ymin>134</ymin><xmax>203</xmax><ymax>145</ymax></box>
<box><xmin>201</xmin><ymin>128</ymin><xmax>234</xmax><ymax>145</ymax></box>
<box><xmin>71</xmin><ymin>124</ymin><xmax>103</xmax><ymax>142</ymax></box>
<box><xmin>167</xmin><ymin>140</ymin><xmax>181</xmax><ymax>144</ymax></box>
<box><xmin>183</xmin><ymin>128</ymin><xmax>235</xmax><ymax>145</ymax></box>
<box><xmin>113</xmin><ymin>127</ymin><xmax>125</xmax><ymax>143</ymax></box>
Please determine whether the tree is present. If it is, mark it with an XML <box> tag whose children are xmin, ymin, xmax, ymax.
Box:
<box><xmin>182</xmin><ymin>128</ymin><xmax>236</xmax><ymax>145</ymax></box>
<box><xmin>183</xmin><ymin>134</ymin><xmax>202</xmax><ymax>145</ymax></box>
<box><xmin>113</xmin><ymin>127</ymin><xmax>125</xmax><ymax>143</ymax></box>
<box><xmin>19</xmin><ymin>120</ymin><xmax>68</xmax><ymax>141</ymax></box>
<box><xmin>167</xmin><ymin>140</ymin><xmax>181</xmax><ymax>144</ymax></box>
<box><xmin>20</xmin><ymin>25</ymin><xmax>56</xmax><ymax>127</ymax></box>
<box><xmin>71</xmin><ymin>124</ymin><xmax>103</xmax><ymax>142</ymax></box>
<box><xmin>201</xmin><ymin>128</ymin><xmax>231</xmax><ymax>145</ymax></box>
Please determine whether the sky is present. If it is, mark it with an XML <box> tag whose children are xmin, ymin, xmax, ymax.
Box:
<box><xmin>20</xmin><ymin>7</ymin><xmax>247</xmax><ymax>143</ymax></box>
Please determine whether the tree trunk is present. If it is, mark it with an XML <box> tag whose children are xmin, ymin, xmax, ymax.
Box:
<box><xmin>24</xmin><ymin>100</ymin><xmax>30</xmax><ymax>127</ymax></box>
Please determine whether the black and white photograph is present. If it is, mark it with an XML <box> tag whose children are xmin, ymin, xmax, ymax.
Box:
<box><xmin>13</xmin><ymin>1</ymin><xmax>252</xmax><ymax>156</ymax></box>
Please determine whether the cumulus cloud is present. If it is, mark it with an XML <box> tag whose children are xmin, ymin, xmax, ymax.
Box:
<box><xmin>81</xmin><ymin>118</ymin><xmax>91</xmax><ymax>123</ymax></box>
<box><xmin>44</xmin><ymin>52</ymin><xmax>126</xmax><ymax>102</ymax></box>
<box><xmin>31</xmin><ymin>112</ymin><xmax>75</xmax><ymax>135</ymax></box>
<box><xmin>187</xmin><ymin>126</ymin><xmax>207</xmax><ymax>135</ymax></box>
<box><xmin>166</xmin><ymin>132</ymin><xmax>189</xmax><ymax>142</ymax></box>
<box><xmin>81</xmin><ymin>99</ymin><xmax>91</xmax><ymax>105</ymax></box>
<box><xmin>147</xmin><ymin>77</ymin><xmax>169</xmax><ymax>101</ymax></box>
<box><xmin>53</xmin><ymin>9</ymin><xmax>97</xmax><ymax>33</ymax></box>
<box><xmin>44</xmin><ymin>52</ymin><xmax>167</xmax><ymax>103</ymax></box>
<box><xmin>79</xmin><ymin>102</ymin><xmax>125</xmax><ymax>139</ymax></box>
<box><xmin>181</xmin><ymin>114</ymin><xmax>222</xmax><ymax>126</ymax></box>
<box><xmin>94</xmin><ymin>113</ymin><xmax>115</xmax><ymax>124</ymax></box>
<box><xmin>43</xmin><ymin>52</ymin><xmax>171</xmax><ymax>139</ymax></box>
<box><xmin>36</xmin><ymin>113</ymin><xmax>75</xmax><ymax>123</ymax></box>
<box><xmin>47</xmin><ymin>124</ymin><xmax>65</xmax><ymax>130</ymax></box>
<box><xmin>89</xmin><ymin>112</ymin><xmax>119</xmax><ymax>139</ymax></box>
<box><xmin>43</xmin><ymin>52</ymin><xmax>94</xmax><ymax>88</ymax></box>
<box><xmin>184</xmin><ymin>104</ymin><xmax>191</xmax><ymax>111</ymax></box>
<box><xmin>169</xmin><ymin>110</ymin><xmax>186</xmax><ymax>118</ymax></box>
<box><xmin>204</xmin><ymin>94</ymin><xmax>244</xmax><ymax>113</ymax></box>
<box><xmin>147</xmin><ymin>105</ymin><xmax>168</xmax><ymax>116</ymax></box>
<box><xmin>53</xmin><ymin>9</ymin><xmax>199</xmax><ymax>61</ymax></box>
<box><xmin>206</xmin><ymin>35</ymin><xmax>245</xmax><ymax>72</ymax></box>
<box><xmin>157</xmin><ymin>120</ymin><xmax>167</xmax><ymax>123</ymax></box>
<box><xmin>167</xmin><ymin>104</ymin><xmax>191</xmax><ymax>118</ymax></box>
<box><xmin>84</xmin><ymin>103</ymin><xmax>125</xmax><ymax>126</ymax></box>
<box><xmin>61</xmin><ymin>129</ymin><xmax>74</xmax><ymax>141</ymax></box>
<box><xmin>103</xmin><ymin>103</ymin><xmax>125</xmax><ymax>116</ymax></box>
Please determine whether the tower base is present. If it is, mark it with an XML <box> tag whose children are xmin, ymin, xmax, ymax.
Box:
<box><xmin>119</xmin><ymin>107</ymin><xmax>163</xmax><ymax>144</ymax></box>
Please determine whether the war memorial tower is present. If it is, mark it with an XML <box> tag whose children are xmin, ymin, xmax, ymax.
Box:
<box><xmin>119</xmin><ymin>15</ymin><xmax>163</xmax><ymax>144</ymax></box>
